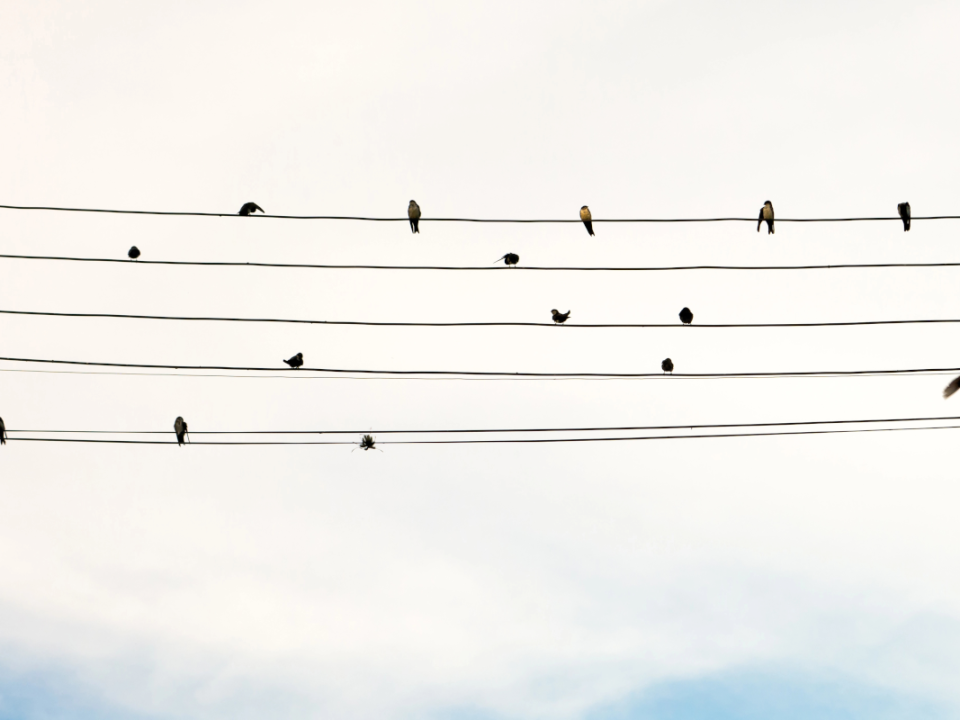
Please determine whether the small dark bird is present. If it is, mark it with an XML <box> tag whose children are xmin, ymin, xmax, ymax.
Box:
<box><xmin>679</xmin><ymin>307</ymin><xmax>693</xmax><ymax>325</ymax></box>
<box><xmin>408</xmin><ymin>200</ymin><xmax>421</xmax><ymax>234</ymax></box>
<box><xmin>551</xmin><ymin>309</ymin><xmax>571</xmax><ymax>324</ymax></box>
<box><xmin>497</xmin><ymin>253</ymin><xmax>520</xmax><ymax>267</ymax></box>
<box><xmin>757</xmin><ymin>200</ymin><xmax>774</xmax><ymax>234</ymax></box>
<box><xmin>0</xmin><ymin>416</ymin><xmax>5</xmax><ymax>445</ymax></box>
<box><xmin>284</xmin><ymin>352</ymin><xmax>304</xmax><ymax>369</ymax></box>
<box><xmin>944</xmin><ymin>376</ymin><xmax>960</xmax><ymax>399</ymax></box>
<box><xmin>898</xmin><ymin>202</ymin><xmax>911</xmax><ymax>232</ymax></box>
<box><xmin>174</xmin><ymin>416</ymin><xmax>188</xmax><ymax>446</ymax></box>
<box><xmin>661</xmin><ymin>358</ymin><xmax>674</xmax><ymax>374</ymax></box>
<box><xmin>359</xmin><ymin>434</ymin><xmax>377</xmax><ymax>451</ymax></box>
<box><xmin>239</xmin><ymin>202</ymin><xmax>264</xmax><ymax>216</ymax></box>
<box><xmin>128</xmin><ymin>246</ymin><xmax>140</xmax><ymax>260</ymax></box>
<box><xmin>580</xmin><ymin>205</ymin><xmax>594</xmax><ymax>236</ymax></box>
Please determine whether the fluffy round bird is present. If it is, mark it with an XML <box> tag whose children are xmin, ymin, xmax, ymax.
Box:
<box><xmin>239</xmin><ymin>202</ymin><xmax>264</xmax><ymax>216</ymax></box>
<box><xmin>174</xmin><ymin>416</ymin><xmax>188</xmax><ymax>446</ymax></box>
<box><xmin>661</xmin><ymin>358</ymin><xmax>674</xmax><ymax>374</ymax></box>
<box><xmin>408</xmin><ymin>200</ymin><xmax>421</xmax><ymax>234</ymax></box>
<box><xmin>127</xmin><ymin>246</ymin><xmax>140</xmax><ymax>260</ymax></box>
<box><xmin>757</xmin><ymin>200</ymin><xmax>774</xmax><ymax>234</ymax></box>
<box><xmin>284</xmin><ymin>352</ymin><xmax>304</xmax><ymax>369</ymax></box>
<box><xmin>497</xmin><ymin>253</ymin><xmax>520</xmax><ymax>267</ymax></box>
<box><xmin>580</xmin><ymin>205</ymin><xmax>594</xmax><ymax>236</ymax></box>
<box><xmin>898</xmin><ymin>202</ymin><xmax>911</xmax><ymax>232</ymax></box>
<box><xmin>551</xmin><ymin>309</ymin><xmax>571</xmax><ymax>324</ymax></box>
<box><xmin>679</xmin><ymin>307</ymin><xmax>693</xmax><ymax>325</ymax></box>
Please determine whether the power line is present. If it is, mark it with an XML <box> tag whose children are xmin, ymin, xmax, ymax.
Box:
<box><xmin>5</xmin><ymin>253</ymin><xmax>960</xmax><ymax>272</ymax></box>
<box><xmin>4</xmin><ymin>308</ymin><xmax>960</xmax><ymax>329</ymax></box>
<box><xmin>1</xmin><ymin>203</ymin><xmax>957</xmax><ymax>223</ymax></box>
<box><xmin>5</xmin><ymin>424</ymin><xmax>960</xmax><ymax>445</ymax></box>
<box><xmin>1</xmin><ymin>355</ymin><xmax>958</xmax><ymax>379</ymax></box>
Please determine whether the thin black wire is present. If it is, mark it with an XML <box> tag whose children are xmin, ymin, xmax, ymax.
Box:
<box><xmin>3</xmin><ymin>308</ymin><xmax>960</xmax><ymax>329</ymax></box>
<box><xmin>10</xmin><ymin>414</ymin><xmax>960</xmax><ymax>435</ymax></box>
<box><xmin>1</xmin><ymin>203</ymin><xmax>958</xmax><ymax>222</ymax></box>
<box><xmin>6</xmin><ymin>253</ymin><xmax>960</xmax><ymax>272</ymax></box>
<box><xmin>1</xmin><ymin>355</ymin><xmax>959</xmax><ymax>379</ymax></box>
<box><xmin>6</xmin><ymin>424</ymin><xmax>960</xmax><ymax>445</ymax></box>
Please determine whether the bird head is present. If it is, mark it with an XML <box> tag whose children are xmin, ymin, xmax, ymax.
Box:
<box><xmin>551</xmin><ymin>309</ymin><xmax>559</xmax><ymax>314</ymax></box>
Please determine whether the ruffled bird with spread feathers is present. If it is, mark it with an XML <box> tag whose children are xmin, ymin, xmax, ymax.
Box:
<box><xmin>496</xmin><ymin>253</ymin><xmax>519</xmax><ymax>267</ymax></box>
<box><xmin>408</xmin><ymin>200</ymin><xmax>421</xmax><ymax>234</ymax></box>
<box><xmin>551</xmin><ymin>309</ymin><xmax>571</xmax><ymax>324</ymax></box>
<box><xmin>679</xmin><ymin>307</ymin><xmax>693</xmax><ymax>325</ymax></box>
<box><xmin>580</xmin><ymin>206</ymin><xmax>594</xmax><ymax>236</ymax></box>
<box><xmin>757</xmin><ymin>201</ymin><xmax>774</xmax><ymax>234</ymax></box>
<box><xmin>174</xmin><ymin>416</ymin><xmax>188</xmax><ymax>446</ymax></box>
<box><xmin>284</xmin><ymin>352</ymin><xmax>304</xmax><ymax>369</ymax></box>
<box><xmin>239</xmin><ymin>202</ymin><xmax>264</xmax><ymax>216</ymax></box>
<box><xmin>898</xmin><ymin>202</ymin><xmax>911</xmax><ymax>231</ymax></box>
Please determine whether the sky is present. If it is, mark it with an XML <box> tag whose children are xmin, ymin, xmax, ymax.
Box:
<box><xmin>2</xmin><ymin>1</ymin><xmax>960</xmax><ymax>718</ymax></box>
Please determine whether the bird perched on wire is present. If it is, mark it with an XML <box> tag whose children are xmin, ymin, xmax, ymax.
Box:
<box><xmin>661</xmin><ymin>358</ymin><xmax>674</xmax><ymax>374</ymax></box>
<box><xmin>284</xmin><ymin>352</ymin><xmax>304</xmax><ymax>369</ymax></box>
<box><xmin>944</xmin><ymin>376</ymin><xmax>960</xmax><ymax>399</ymax></box>
<box><xmin>127</xmin><ymin>246</ymin><xmax>140</xmax><ymax>260</ymax></box>
<box><xmin>580</xmin><ymin>205</ymin><xmax>594</xmax><ymax>236</ymax></box>
<box><xmin>174</xmin><ymin>416</ymin><xmax>188</xmax><ymax>446</ymax></box>
<box><xmin>898</xmin><ymin>202</ymin><xmax>911</xmax><ymax>231</ymax></box>
<box><xmin>551</xmin><ymin>309</ymin><xmax>571</xmax><ymax>324</ymax></box>
<box><xmin>0</xmin><ymin>416</ymin><xmax>5</xmax><ymax>445</ymax></box>
<box><xmin>757</xmin><ymin>200</ymin><xmax>774</xmax><ymax>234</ymax></box>
<box><xmin>239</xmin><ymin>202</ymin><xmax>264</xmax><ymax>216</ymax></box>
<box><xmin>408</xmin><ymin>200</ymin><xmax>421</xmax><ymax>234</ymax></box>
<box><xmin>679</xmin><ymin>307</ymin><xmax>693</xmax><ymax>325</ymax></box>
<box><xmin>496</xmin><ymin>253</ymin><xmax>520</xmax><ymax>267</ymax></box>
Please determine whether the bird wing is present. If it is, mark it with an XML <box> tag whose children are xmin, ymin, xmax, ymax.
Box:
<box><xmin>254</xmin><ymin>204</ymin><xmax>263</xmax><ymax>213</ymax></box>
<box><xmin>944</xmin><ymin>376</ymin><xmax>960</xmax><ymax>398</ymax></box>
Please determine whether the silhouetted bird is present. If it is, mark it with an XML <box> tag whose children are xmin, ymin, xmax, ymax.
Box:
<box><xmin>0</xmin><ymin>416</ymin><xmax>5</xmax><ymax>445</ymax></box>
<box><xmin>497</xmin><ymin>253</ymin><xmax>519</xmax><ymax>267</ymax></box>
<box><xmin>174</xmin><ymin>416</ymin><xmax>188</xmax><ymax>446</ymax></box>
<box><xmin>239</xmin><ymin>202</ymin><xmax>264</xmax><ymax>216</ymax></box>
<box><xmin>551</xmin><ymin>309</ymin><xmax>571</xmax><ymax>324</ymax></box>
<box><xmin>661</xmin><ymin>358</ymin><xmax>674</xmax><ymax>374</ymax></box>
<box><xmin>757</xmin><ymin>200</ymin><xmax>774</xmax><ymax>234</ymax></box>
<box><xmin>284</xmin><ymin>352</ymin><xmax>304</xmax><ymax>369</ymax></box>
<box><xmin>898</xmin><ymin>202</ymin><xmax>911</xmax><ymax>232</ymax></box>
<box><xmin>580</xmin><ymin>205</ymin><xmax>594</xmax><ymax>236</ymax></box>
<box><xmin>679</xmin><ymin>307</ymin><xmax>693</xmax><ymax>325</ymax></box>
<box><xmin>360</xmin><ymin>434</ymin><xmax>377</xmax><ymax>451</ymax></box>
<box><xmin>944</xmin><ymin>376</ymin><xmax>960</xmax><ymax>399</ymax></box>
<box><xmin>408</xmin><ymin>200</ymin><xmax>421</xmax><ymax>233</ymax></box>
<box><xmin>127</xmin><ymin>246</ymin><xmax>140</xmax><ymax>260</ymax></box>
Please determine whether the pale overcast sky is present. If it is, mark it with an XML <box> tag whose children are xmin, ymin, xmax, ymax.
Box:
<box><xmin>2</xmin><ymin>1</ymin><xmax>960</xmax><ymax>718</ymax></box>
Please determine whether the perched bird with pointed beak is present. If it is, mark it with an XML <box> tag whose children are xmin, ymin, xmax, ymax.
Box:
<box><xmin>496</xmin><ymin>253</ymin><xmax>519</xmax><ymax>267</ymax></box>
<box><xmin>408</xmin><ymin>200</ymin><xmax>421</xmax><ymax>233</ymax></box>
<box><xmin>0</xmin><ymin>416</ymin><xmax>5</xmax><ymax>445</ymax></box>
<box><xmin>661</xmin><ymin>358</ymin><xmax>674</xmax><ymax>374</ymax></box>
<box><xmin>174</xmin><ymin>416</ymin><xmax>188</xmax><ymax>446</ymax></box>
<box><xmin>757</xmin><ymin>201</ymin><xmax>774</xmax><ymax>234</ymax></box>
<box><xmin>239</xmin><ymin>202</ymin><xmax>264</xmax><ymax>216</ymax></box>
<box><xmin>284</xmin><ymin>352</ymin><xmax>304</xmax><ymax>369</ymax></box>
<box><xmin>551</xmin><ymin>309</ymin><xmax>571</xmax><ymax>324</ymax></box>
<box><xmin>128</xmin><ymin>246</ymin><xmax>140</xmax><ymax>260</ymax></box>
<box><xmin>580</xmin><ymin>205</ymin><xmax>594</xmax><ymax>236</ymax></box>
<box><xmin>898</xmin><ymin>202</ymin><xmax>911</xmax><ymax>231</ymax></box>
<box><xmin>944</xmin><ymin>376</ymin><xmax>960</xmax><ymax>399</ymax></box>
<box><xmin>679</xmin><ymin>307</ymin><xmax>693</xmax><ymax>325</ymax></box>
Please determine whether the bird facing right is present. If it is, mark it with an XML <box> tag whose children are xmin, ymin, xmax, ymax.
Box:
<box><xmin>898</xmin><ymin>202</ymin><xmax>911</xmax><ymax>231</ymax></box>
<box><xmin>551</xmin><ymin>309</ymin><xmax>571</xmax><ymax>324</ymax></box>
<box><xmin>580</xmin><ymin>205</ymin><xmax>594</xmax><ymax>236</ymax></box>
<box><xmin>661</xmin><ymin>358</ymin><xmax>674</xmax><ymax>374</ymax></box>
<box><xmin>757</xmin><ymin>201</ymin><xmax>774</xmax><ymax>234</ymax></box>
<box><xmin>679</xmin><ymin>307</ymin><xmax>693</xmax><ymax>325</ymax></box>
<box><xmin>284</xmin><ymin>352</ymin><xmax>304</xmax><ymax>369</ymax></box>
<box><xmin>239</xmin><ymin>202</ymin><xmax>264</xmax><ymax>216</ymax></box>
<box><xmin>497</xmin><ymin>253</ymin><xmax>520</xmax><ymax>267</ymax></box>
<box><xmin>127</xmin><ymin>246</ymin><xmax>140</xmax><ymax>260</ymax></box>
<box><xmin>408</xmin><ymin>200</ymin><xmax>421</xmax><ymax>234</ymax></box>
<box><xmin>174</xmin><ymin>416</ymin><xmax>188</xmax><ymax>446</ymax></box>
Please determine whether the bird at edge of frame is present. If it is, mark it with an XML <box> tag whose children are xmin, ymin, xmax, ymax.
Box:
<box><xmin>284</xmin><ymin>352</ymin><xmax>304</xmax><ymax>369</ymax></box>
<box><xmin>898</xmin><ymin>202</ymin><xmax>911</xmax><ymax>231</ymax></box>
<box><xmin>757</xmin><ymin>200</ymin><xmax>774</xmax><ymax>234</ymax></box>
<box><xmin>943</xmin><ymin>375</ymin><xmax>960</xmax><ymax>399</ymax></box>
<box><xmin>679</xmin><ymin>307</ymin><xmax>693</xmax><ymax>325</ymax></box>
<box><xmin>662</xmin><ymin>358</ymin><xmax>674</xmax><ymax>374</ymax></box>
<box><xmin>496</xmin><ymin>253</ymin><xmax>519</xmax><ymax>267</ymax></box>
<box><xmin>580</xmin><ymin>205</ymin><xmax>594</xmax><ymax>236</ymax></box>
<box><xmin>127</xmin><ymin>246</ymin><xmax>140</xmax><ymax>260</ymax></box>
<box><xmin>239</xmin><ymin>202</ymin><xmax>264</xmax><ymax>216</ymax></box>
<box><xmin>551</xmin><ymin>309</ymin><xmax>571</xmax><ymax>324</ymax></box>
<box><xmin>174</xmin><ymin>416</ymin><xmax>189</xmax><ymax>446</ymax></box>
<box><xmin>408</xmin><ymin>200</ymin><xmax>421</xmax><ymax>234</ymax></box>
<box><xmin>0</xmin><ymin>416</ymin><xmax>6</xmax><ymax>445</ymax></box>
